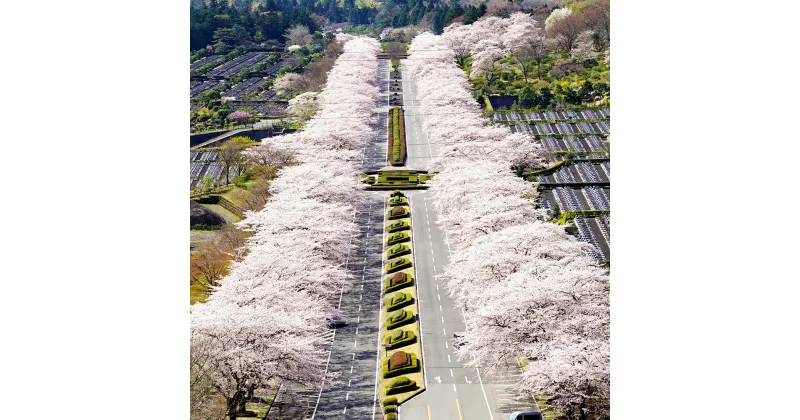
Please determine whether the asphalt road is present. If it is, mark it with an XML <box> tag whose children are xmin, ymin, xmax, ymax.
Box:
<box><xmin>399</xmin><ymin>62</ymin><xmax>439</xmax><ymax>171</ymax></box>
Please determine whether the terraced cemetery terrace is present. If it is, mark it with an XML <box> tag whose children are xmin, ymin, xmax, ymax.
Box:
<box><xmin>362</xmin><ymin>170</ymin><xmax>433</xmax><ymax>190</ymax></box>
<box><xmin>519</xmin><ymin>111</ymin><xmax>611</xmax><ymax>262</ymax></box>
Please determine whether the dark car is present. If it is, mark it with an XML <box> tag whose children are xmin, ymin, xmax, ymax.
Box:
<box><xmin>453</xmin><ymin>332</ymin><xmax>467</xmax><ymax>349</ymax></box>
<box><xmin>325</xmin><ymin>310</ymin><xmax>346</xmax><ymax>328</ymax></box>
<box><xmin>508</xmin><ymin>412</ymin><xmax>542</xmax><ymax>420</ymax></box>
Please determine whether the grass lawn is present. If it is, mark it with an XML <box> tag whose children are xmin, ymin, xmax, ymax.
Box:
<box><xmin>199</xmin><ymin>203</ymin><xmax>240</xmax><ymax>223</ymax></box>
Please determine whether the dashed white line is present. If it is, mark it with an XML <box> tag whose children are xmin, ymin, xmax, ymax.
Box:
<box><xmin>355</xmin><ymin>327</ymin><xmax>359</xmax><ymax>335</ymax></box>
<box><xmin>445</xmin><ymin>341</ymin><xmax>448</xmax><ymax>349</ymax></box>
<box><xmin>450</xmin><ymin>369</ymin><xmax>454</xmax><ymax>377</ymax></box>
<box><xmin>443</xmin><ymin>328</ymin><xmax>447</xmax><ymax>336</ymax></box>
<box><xmin>448</xmin><ymin>354</ymin><xmax>451</xmax><ymax>363</ymax></box>
<box><xmin>350</xmin><ymin>364</ymin><xmax>354</xmax><ymax>373</ymax></box>
<box><xmin>348</xmin><ymin>379</ymin><xmax>352</xmax><ymax>387</ymax></box>
<box><xmin>441</xmin><ymin>316</ymin><xmax>445</xmax><ymax>323</ymax></box>
<box><xmin>343</xmin><ymin>407</ymin><xmax>347</xmax><ymax>414</ymax></box>
<box><xmin>439</xmin><ymin>304</ymin><xmax>442</xmax><ymax>312</ymax></box>
<box><xmin>453</xmin><ymin>384</ymin><xmax>457</xmax><ymax>392</ymax></box>
<box><xmin>354</xmin><ymin>340</ymin><xmax>358</xmax><ymax>347</ymax></box>
<box><xmin>437</xmin><ymin>294</ymin><xmax>441</xmax><ymax>301</ymax></box>
<box><xmin>436</xmin><ymin>284</ymin><xmax>439</xmax><ymax>291</ymax></box>
<box><xmin>352</xmin><ymin>353</ymin><xmax>355</xmax><ymax>360</ymax></box>
<box><xmin>346</xmin><ymin>392</ymin><xmax>350</xmax><ymax>400</ymax></box>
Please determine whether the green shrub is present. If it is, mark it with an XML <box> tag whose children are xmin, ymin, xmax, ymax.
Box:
<box><xmin>385</xmin><ymin>292</ymin><xmax>414</xmax><ymax>311</ymax></box>
<box><xmin>383</xmin><ymin>397</ymin><xmax>398</xmax><ymax>407</ymax></box>
<box><xmin>382</xmin><ymin>353</ymin><xmax>420</xmax><ymax>378</ymax></box>
<box><xmin>390</xmin><ymin>190</ymin><xmax>405</xmax><ymax>197</ymax></box>
<box><xmin>385</xmin><ymin>258</ymin><xmax>411</xmax><ymax>274</ymax></box>
<box><xmin>384</xmin><ymin>405</ymin><xmax>397</xmax><ymax>413</ymax></box>
<box><xmin>383</xmin><ymin>329</ymin><xmax>417</xmax><ymax>350</ymax></box>
<box><xmin>387</xmin><ymin>220</ymin><xmax>410</xmax><ymax>233</ymax></box>
<box><xmin>389</xmin><ymin>196</ymin><xmax>408</xmax><ymax>206</ymax></box>
<box><xmin>386</xmin><ymin>413</ymin><xmax>397</xmax><ymax>420</ymax></box>
<box><xmin>385</xmin><ymin>272</ymin><xmax>413</xmax><ymax>293</ymax></box>
<box><xmin>385</xmin><ymin>376</ymin><xmax>417</xmax><ymax>395</ymax></box>
<box><xmin>387</xmin><ymin>232</ymin><xmax>410</xmax><ymax>246</ymax></box>
<box><xmin>385</xmin><ymin>310</ymin><xmax>415</xmax><ymax>329</ymax></box>
<box><xmin>386</xmin><ymin>244</ymin><xmax>411</xmax><ymax>259</ymax></box>
<box><xmin>388</xmin><ymin>377</ymin><xmax>411</xmax><ymax>388</ymax></box>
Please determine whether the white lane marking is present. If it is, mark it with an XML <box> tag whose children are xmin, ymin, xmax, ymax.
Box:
<box><xmin>357</xmin><ymin>316</ymin><xmax>360</xmax><ymax>323</ymax></box>
<box><xmin>356</xmin><ymin>328</ymin><xmax>359</xmax><ymax>335</ymax></box>
<box><xmin>350</xmin><ymin>364</ymin><xmax>354</xmax><ymax>373</ymax></box>
<box><xmin>442</xmin><ymin>316</ymin><xmax>445</xmax><ymax>323</ymax></box>
<box><xmin>346</xmin><ymin>392</ymin><xmax>350</xmax><ymax>400</ymax></box>
<box><xmin>358</xmin><ymin>305</ymin><xmax>361</xmax><ymax>312</ymax></box>
<box><xmin>433</xmin><ymin>266</ymin><xmax>436</xmax><ymax>272</ymax></box>
<box><xmin>361</xmin><ymin>284</ymin><xmax>364</xmax><ymax>291</ymax></box>
<box><xmin>438</xmin><ymin>294</ymin><xmax>441</xmax><ymax>301</ymax></box>
<box><xmin>343</xmin><ymin>407</ymin><xmax>347</xmax><ymax>414</ymax></box>
<box><xmin>352</xmin><ymin>353</ymin><xmax>355</xmax><ymax>360</ymax></box>
<box><xmin>445</xmin><ymin>341</ymin><xmax>449</xmax><ymax>349</ymax></box>
<box><xmin>453</xmin><ymin>384</ymin><xmax>457</xmax><ymax>392</ymax></box>
<box><xmin>360</xmin><ymin>294</ymin><xmax>363</xmax><ymax>301</ymax></box>
<box><xmin>439</xmin><ymin>305</ymin><xmax>442</xmax><ymax>312</ymax></box>
<box><xmin>443</xmin><ymin>328</ymin><xmax>447</xmax><ymax>336</ymax></box>
<box><xmin>348</xmin><ymin>379</ymin><xmax>352</xmax><ymax>387</ymax></box>
<box><xmin>448</xmin><ymin>354</ymin><xmax>451</xmax><ymax>363</ymax></box>
<box><xmin>450</xmin><ymin>368</ymin><xmax>454</xmax><ymax>377</ymax></box>
<box><xmin>436</xmin><ymin>284</ymin><xmax>439</xmax><ymax>291</ymax></box>
<box><xmin>354</xmin><ymin>339</ymin><xmax>358</xmax><ymax>347</ymax></box>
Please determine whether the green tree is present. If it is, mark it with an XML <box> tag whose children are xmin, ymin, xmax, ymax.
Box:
<box><xmin>518</xmin><ymin>85</ymin><xmax>535</xmax><ymax>109</ymax></box>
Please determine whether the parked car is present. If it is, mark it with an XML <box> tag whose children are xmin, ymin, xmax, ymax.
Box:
<box><xmin>508</xmin><ymin>411</ymin><xmax>543</xmax><ymax>420</ymax></box>
<box><xmin>452</xmin><ymin>332</ymin><xmax>467</xmax><ymax>349</ymax></box>
<box><xmin>325</xmin><ymin>309</ymin><xmax>346</xmax><ymax>328</ymax></box>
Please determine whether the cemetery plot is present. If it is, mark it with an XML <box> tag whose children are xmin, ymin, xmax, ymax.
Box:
<box><xmin>222</xmin><ymin>77</ymin><xmax>266</xmax><ymax>100</ymax></box>
<box><xmin>257</xmin><ymin>89</ymin><xmax>278</xmax><ymax>100</ymax></box>
<box><xmin>225</xmin><ymin>100</ymin><xmax>288</xmax><ymax>116</ymax></box>
<box><xmin>574</xmin><ymin>216</ymin><xmax>609</xmax><ymax>260</ymax></box>
<box><xmin>207</xmin><ymin>52</ymin><xmax>271</xmax><ymax>79</ymax></box>
<box><xmin>191</xmin><ymin>55</ymin><xmax>226</xmax><ymax>71</ymax></box>
<box><xmin>191</xmin><ymin>80</ymin><xmax>226</xmax><ymax>98</ymax></box>
<box><xmin>490</xmin><ymin>108</ymin><xmax>610</xmax><ymax>123</ymax></box>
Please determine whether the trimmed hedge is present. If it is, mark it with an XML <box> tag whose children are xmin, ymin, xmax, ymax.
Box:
<box><xmin>383</xmin><ymin>397</ymin><xmax>398</xmax><ymax>407</ymax></box>
<box><xmin>389</xmin><ymin>196</ymin><xmax>408</xmax><ymax>206</ymax></box>
<box><xmin>386</xmin><ymin>414</ymin><xmax>397</xmax><ymax>420</ymax></box>
<box><xmin>385</xmin><ymin>376</ymin><xmax>417</xmax><ymax>395</ymax></box>
<box><xmin>387</xmin><ymin>220</ymin><xmax>410</xmax><ymax>233</ymax></box>
<box><xmin>383</xmin><ymin>329</ymin><xmax>417</xmax><ymax>350</ymax></box>
<box><xmin>387</xmin><ymin>232</ymin><xmax>410</xmax><ymax>246</ymax></box>
<box><xmin>384</xmin><ymin>405</ymin><xmax>397</xmax><ymax>413</ymax></box>
<box><xmin>385</xmin><ymin>257</ymin><xmax>412</xmax><ymax>274</ymax></box>
<box><xmin>385</xmin><ymin>291</ymin><xmax>414</xmax><ymax>311</ymax></box>
<box><xmin>385</xmin><ymin>272</ymin><xmax>413</xmax><ymax>293</ymax></box>
<box><xmin>385</xmin><ymin>310</ymin><xmax>415</xmax><ymax>330</ymax></box>
<box><xmin>382</xmin><ymin>353</ymin><xmax>420</xmax><ymax>378</ymax></box>
<box><xmin>386</xmin><ymin>244</ymin><xmax>411</xmax><ymax>259</ymax></box>
<box><xmin>388</xmin><ymin>107</ymin><xmax>407</xmax><ymax>166</ymax></box>
<box><xmin>390</xmin><ymin>190</ymin><xmax>405</xmax><ymax>197</ymax></box>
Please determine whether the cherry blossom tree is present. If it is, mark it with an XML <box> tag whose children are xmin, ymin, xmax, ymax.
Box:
<box><xmin>287</xmin><ymin>91</ymin><xmax>319</xmax><ymax>122</ymax></box>
<box><xmin>544</xmin><ymin>7</ymin><xmax>573</xmax><ymax>31</ymax></box>
<box><xmin>571</xmin><ymin>30</ymin><xmax>600</xmax><ymax>62</ymax></box>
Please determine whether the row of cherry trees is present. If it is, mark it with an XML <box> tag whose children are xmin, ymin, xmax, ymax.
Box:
<box><xmin>408</xmin><ymin>24</ymin><xmax>610</xmax><ymax>419</ymax></box>
<box><xmin>190</xmin><ymin>35</ymin><xmax>381</xmax><ymax>420</ymax></box>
